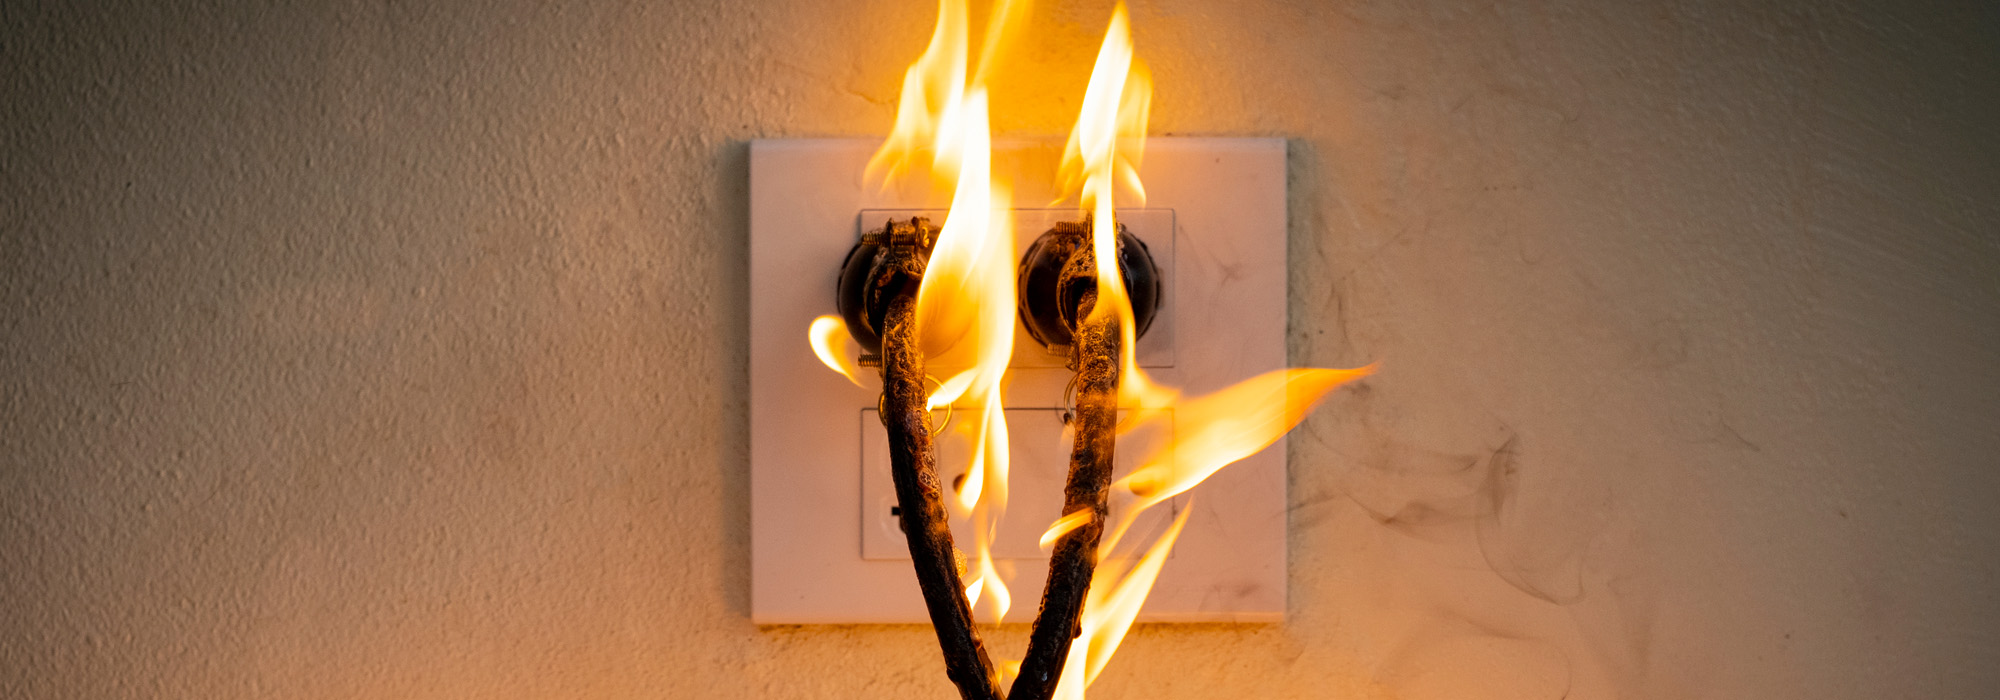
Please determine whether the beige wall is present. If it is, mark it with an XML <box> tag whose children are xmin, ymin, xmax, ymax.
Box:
<box><xmin>4</xmin><ymin>0</ymin><xmax>1996</xmax><ymax>697</ymax></box>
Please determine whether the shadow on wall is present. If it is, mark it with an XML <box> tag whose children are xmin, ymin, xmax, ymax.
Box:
<box><xmin>719</xmin><ymin>139</ymin><xmax>756</xmax><ymax>621</ymax></box>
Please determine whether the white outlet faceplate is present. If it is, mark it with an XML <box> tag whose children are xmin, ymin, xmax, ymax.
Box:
<box><xmin>750</xmin><ymin>138</ymin><xmax>1288</xmax><ymax>624</ymax></box>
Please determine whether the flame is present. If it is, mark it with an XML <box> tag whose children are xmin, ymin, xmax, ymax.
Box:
<box><xmin>1060</xmin><ymin>4</ymin><xmax>1151</xmax><ymax>220</ymax></box>
<box><xmin>1046</xmin><ymin>9</ymin><xmax>1173</xmax><ymax>696</ymax></box>
<box><xmin>1038</xmin><ymin>509</ymin><xmax>1093</xmax><ymax>548</ymax></box>
<box><xmin>815</xmin><ymin>2</ymin><xmax>1375</xmax><ymax>686</ymax></box>
<box><xmin>867</xmin><ymin>0</ymin><xmax>1032</xmax><ymax>197</ymax></box>
<box><xmin>920</xmin><ymin>87</ymin><xmax>1018</xmax><ymax>622</ymax></box>
<box><xmin>1061</xmin><ymin>3</ymin><xmax>1150</xmax><ymax>317</ymax></box>
<box><xmin>865</xmin><ymin>0</ymin><xmax>968</xmax><ymax>191</ymax></box>
<box><xmin>1055</xmin><ymin>3</ymin><xmax>1176</xmax><ymax>410</ymax></box>
<box><xmin>1121</xmin><ymin>367</ymin><xmax>1376</xmax><ymax>504</ymax></box>
<box><xmin>807</xmin><ymin>315</ymin><xmax>865</xmax><ymax>387</ymax></box>
<box><xmin>1052</xmin><ymin>368</ymin><xmax>1369</xmax><ymax>696</ymax></box>
<box><xmin>1099</xmin><ymin>366</ymin><xmax>1374</xmax><ymax>557</ymax></box>
<box><xmin>966</xmin><ymin>544</ymin><xmax>1012</xmax><ymax>621</ymax></box>
<box><xmin>1052</xmin><ymin>503</ymin><xmax>1191</xmax><ymax>700</ymax></box>
<box><xmin>857</xmin><ymin>0</ymin><xmax>1030</xmax><ymax>623</ymax></box>
<box><xmin>1042</xmin><ymin>7</ymin><xmax>1371</xmax><ymax>697</ymax></box>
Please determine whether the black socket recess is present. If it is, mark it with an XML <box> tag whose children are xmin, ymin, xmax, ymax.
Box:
<box><xmin>1017</xmin><ymin>220</ymin><xmax>1162</xmax><ymax>350</ymax></box>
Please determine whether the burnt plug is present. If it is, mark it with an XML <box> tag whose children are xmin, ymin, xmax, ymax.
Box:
<box><xmin>1016</xmin><ymin>219</ymin><xmax>1162</xmax><ymax>354</ymax></box>
<box><xmin>835</xmin><ymin>217</ymin><xmax>940</xmax><ymax>365</ymax></box>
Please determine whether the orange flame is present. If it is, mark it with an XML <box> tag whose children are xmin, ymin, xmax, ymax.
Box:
<box><xmin>1043</xmin><ymin>6</ymin><xmax>1371</xmax><ymax>697</ymax></box>
<box><xmin>807</xmin><ymin>315</ymin><xmax>865</xmax><ymax>387</ymax></box>
<box><xmin>1046</xmin><ymin>8</ymin><xmax>1169</xmax><ymax>696</ymax></box>
<box><xmin>855</xmin><ymin>0</ymin><xmax>1030</xmax><ymax>623</ymax></box>
<box><xmin>865</xmin><ymin>0</ymin><xmax>968</xmax><ymax>191</ymax></box>
<box><xmin>1061</xmin><ymin>3</ymin><xmax>1150</xmax><ymax>318</ymax></box>
<box><xmin>1122</xmin><ymin>367</ymin><xmax>1376</xmax><ymax>504</ymax></box>
<box><xmin>1053</xmin><ymin>504</ymin><xmax>1190</xmax><ymax>700</ymax></box>
<box><xmin>1099</xmin><ymin>366</ymin><xmax>1374</xmax><ymax>557</ymax></box>
<box><xmin>1055</xmin><ymin>3</ymin><xmax>1175</xmax><ymax>411</ymax></box>
<box><xmin>815</xmin><ymin>3</ymin><xmax>1374</xmax><ymax>684</ymax></box>
<box><xmin>866</xmin><ymin>0</ymin><xmax>1032</xmax><ymax>197</ymax></box>
<box><xmin>1038</xmin><ymin>509</ymin><xmax>1093</xmax><ymax>548</ymax></box>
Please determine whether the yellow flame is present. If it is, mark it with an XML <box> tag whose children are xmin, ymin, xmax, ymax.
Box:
<box><xmin>865</xmin><ymin>0</ymin><xmax>968</xmax><ymax>191</ymax></box>
<box><xmin>1047</xmin><ymin>10</ymin><xmax>1171</xmax><ymax>695</ymax></box>
<box><xmin>1052</xmin><ymin>504</ymin><xmax>1191</xmax><ymax>700</ymax></box>
<box><xmin>1099</xmin><ymin>366</ymin><xmax>1374</xmax><ymax>557</ymax></box>
<box><xmin>807</xmin><ymin>315</ymin><xmax>865</xmax><ymax>387</ymax></box>
<box><xmin>830</xmin><ymin>3</ymin><xmax>1375</xmax><ymax>671</ymax></box>
<box><xmin>1063</xmin><ymin>3</ymin><xmax>1149</xmax><ymax>311</ymax></box>
<box><xmin>1054</xmin><ymin>2</ymin><xmax>1175</xmax><ymax>410</ymax></box>
<box><xmin>1038</xmin><ymin>509</ymin><xmax>1093</xmax><ymax>548</ymax></box>
<box><xmin>974</xmin><ymin>0</ymin><xmax>1033</xmax><ymax>90</ymax></box>
<box><xmin>970</xmin><ymin>552</ymin><xmax>1011</xmax><ymax>620</ymax></box>
<box><xmin>1122</xmin><ymin>367</ymin><xmax>1375</xmax><ymax>504</ymax></box>
<box><xmin>856</xmin><ymin>0</ymin><xmax>1030</xmax><ymax>623</ymax></box>
<box><xmin>867</xmin><ymin>0</ymin><xmax>1031</xmax><ymax>197</ymax></box>
<box><xmin>1060</xmin><ymin>4</ymin><xmax>1150</xmax><ymax>207</ymax></box>
<box><xmin>909</xmin><ymin>85</ymin><xmax>1018</xmax><ymax>621</ymax></box>
<box><xmin>1042</xmin><ymin>9</ymin><xmax>1371</xmax><ymax>697</ymax></box>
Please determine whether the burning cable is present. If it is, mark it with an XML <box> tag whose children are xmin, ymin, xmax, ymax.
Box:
<box><xmin>1010</xmin><ymin>221</ymin><xmax>1125</xmax><ymax>700</ymax></box>
<box><xmin>861</xmin><ymin>217</ymin><xmax>1007</xmax><ymax>700</ymax></box>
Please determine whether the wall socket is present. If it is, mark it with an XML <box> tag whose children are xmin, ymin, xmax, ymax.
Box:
<box><xmin>750</xmin><ymin>138</ymin><xmax>1288</xmax><ymax>624</ymax></box>
<box><xmin>859</xmin><ymin>207</ymin><xmax>1177</xmax><ymax>370</ymax></box>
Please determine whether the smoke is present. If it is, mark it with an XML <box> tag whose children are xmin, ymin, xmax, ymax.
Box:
<box><xmin>1295</xmin><ymin>373</ymin><xmax>1625</xmax><ymax>699</ymax></box>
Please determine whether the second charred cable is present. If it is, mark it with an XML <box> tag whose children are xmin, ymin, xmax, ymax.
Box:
<box><xmin>1011</xmin><ymin>241</ymin><xmax>1123</xmax><ymax>700</ymax></box>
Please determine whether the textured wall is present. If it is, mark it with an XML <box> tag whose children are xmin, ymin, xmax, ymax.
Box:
<box><xmin>4</xmin><ymin>0</ymin><xmax>1996</xmax><ymax>698</ymax></box>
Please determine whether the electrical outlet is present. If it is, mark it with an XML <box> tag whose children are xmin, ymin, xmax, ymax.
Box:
<box><xmin>750</xmin><ymin>138</ymin><xmax>1288</xmax><ymax>624</ymax></box>
<box><xmin>859</xmin><ymin>208</ymin><xmax>1177</xmax><ymax>370</ymax></box>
